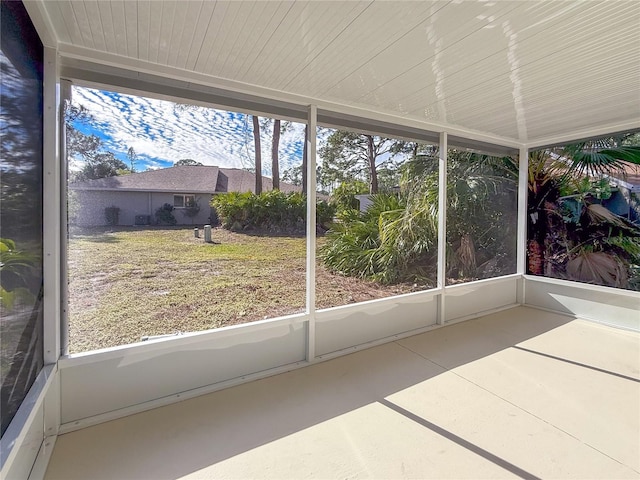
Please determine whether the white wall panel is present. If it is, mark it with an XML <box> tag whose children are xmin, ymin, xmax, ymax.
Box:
<box><xmin>59</xmin><ymin>319</ymin><xmax>306</xmax><ymax>424</ymax></box>
<box><xmin>315</xmin><ymin>292</ymin><xmax>438</xmax><ymax>357</ymax></box>
<box><xmin>524</xmin><ymin>276</ymin><xmax>640</xmax><ymax>331</ymax></box>
<box><xmin>445</xmin><ymin>276</ymin><xmax>518</xmax><ymax>323</ymax></box>
<box><xmin>2</xmin><ymin>407</ymin><xmax>43</xmax><ymax>480</ymax></box>
<box><xmin>0</xmin><ymin>366</ymin><xmax>56</xmax><ymax>480</ymax></box>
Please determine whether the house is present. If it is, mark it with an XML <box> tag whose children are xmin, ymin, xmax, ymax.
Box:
<box><xmin>2</xmin><ymin>1</ymin><xmax>639</xmax><ymax>479</ymax></box>
<box><xmin>69</xmin><ymin>165</ymin><xmax>301</xmax><ymax>226</ymax></box>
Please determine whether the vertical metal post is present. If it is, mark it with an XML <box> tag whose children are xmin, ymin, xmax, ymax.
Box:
<box><xmin>437</xmin><ymin>132</ymin><xmax>448</xmax><ymax>325</ymax></box>
<box><xmin>306</xmin><ymin>105</ymin><xmax>317</xmax><ymax>362</ymax></box>
<box><xmin>43</xmin><ymin>48</ymin><xmax>61</xmax><ymax>364</ymax></box>
<box><xmin>42</xmin><ymin>47</ymin><xmax>62</xmax><ymax>438</ymax></box>
<box><xmin>59</xmin><ymin>78</ymin><xmax>72</xmax><ymax>357</ymax></box>
<box><xmin>516</xmin><ymin>145</ymin><xmax>529</xmax><ymax>304</ymax></box>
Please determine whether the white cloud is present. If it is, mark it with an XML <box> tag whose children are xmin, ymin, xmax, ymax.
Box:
<box><xmin>71</xmin><ymin>87</ymin><xmax>307</xmax><ymax>175</ymax></box>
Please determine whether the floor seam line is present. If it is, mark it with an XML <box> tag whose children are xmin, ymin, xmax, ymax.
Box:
<box><xmin>393</xmin><ymin>341</ymin><xmax>451</xmax><ymax>372</ymax></box>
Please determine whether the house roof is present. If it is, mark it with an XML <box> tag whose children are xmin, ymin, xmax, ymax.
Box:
<box><xmin>69</xmin><ymin>166</ymin><xmax>221</xmax><ymax>193</ymax></box>
<box><xmin>69</xmin><ymin>165</ymin><xmax>302</xmax><ymax>194</ymax></box>
<box><xmin>217</xmin><ymin>168</ymin><xmax>300</xmax><ymax>195</ymax></box>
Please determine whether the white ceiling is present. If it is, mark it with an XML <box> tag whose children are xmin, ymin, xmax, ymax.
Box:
<box><xmin>30</xmin><ymin>0</ymin><xmax>640</xmax><ymax>147</ymax></box>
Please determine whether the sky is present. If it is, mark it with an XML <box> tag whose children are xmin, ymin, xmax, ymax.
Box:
<box><xmin>71</xmin><ymin>86</ymin><xmax>313</xmax><ymax>175</ymax></box>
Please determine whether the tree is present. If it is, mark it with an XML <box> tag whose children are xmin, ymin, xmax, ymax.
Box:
<box><xmin>65</xmin><ymin>104</ymin><xmax>101</xmax><ymax>160</ymax></box>
<box><xmin>319</xmin><ymin>131</ymin><xmax>400</xmax><ymax>194</ymax></box>
<box><xmin>252</xmin><ymin>115</ymin><xmax>262</xmax><ymax>194</ymax></box>
<box><xmin>77</xmin><ymin>152</ymin><xmax>129</xmax><ymax>181</ymax></box>
<box><xmin>174</xmin><ymin>158</ymin><xmax>203</xmax><ymax>166</ymax></box>
<box><xmin>127</xmin><ymin>146</ymin><xmax>137</xmax><ymax>172</ymax></box>
<box><xmin>282</xmin><ymin>165</ymin><xmax>302</xmax><ymax>186</ymax></box>
<box><xmin>272</xmin><ymin>119</ymin><xmax>281</xmax><ymax>190</ymax></box>
<box><xmin>330</xmin><ymin>180</ymin><xmax>369</xmax><ymax>213</ymax></box>
<box><xmin>65</xmin><ymin>103</ymin><xmax>130</xmax><ymax>181</ymax></box>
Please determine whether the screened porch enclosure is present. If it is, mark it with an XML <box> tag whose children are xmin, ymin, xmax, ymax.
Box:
<box><xmin>2</xmin><ymin>1</ymin><xmax>639</xmax><ymax>479</ymax></box>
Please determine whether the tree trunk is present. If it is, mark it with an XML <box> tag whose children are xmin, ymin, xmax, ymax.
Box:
<box><xmin>302</xmin><ymin>125</ymin><xmax>308</xmax><ymax>195</ymax></box>
<box><xmin>272</xmin><ymin>119</ymin><xmax>280</xmax><ymax>190</ymax></box>
<box><xmin>527</xmin><ymin>239</ymin><xmax>544</xmax><ymax>275</ymax></box>
<box><xmin>252</xmin><ymin>115</ymin><xmax>262</xmax><ymax>195</ymax></box>
<box><xmin>366</xmin><ymin>135</ymin><xmax>378</xmax><ymax>193</ymax></box>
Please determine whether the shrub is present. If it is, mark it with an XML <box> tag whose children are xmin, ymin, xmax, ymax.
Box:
<box><xmin>330</xmin><ymin>180</ymin><xmax>369</xmax><ymax>213</ymax></box>
<box><xmin>155</xmin><ymin>203</ymin><xmax>177</xmax><ymax>225</ymax></box>
<box><xmin>181</xmin><ymin>197</ymin><xmax>201</xmax><ymax>223</ymax></box>
<box><xmin>104</xmin><ymin>206</ymin><xmax>120</xmax><ymax>226</ymax></box>
<box><xmin>316</xmin><ymin>200</ymin><xmax>336</xmax><ymax>228</ymax></box>
<box><xmin>211</xmin><ymin>191</ymin><xmax>334</xmax><ymax>233</ymax></box>
<box><xmin>320</xmin><ymin>193</ymin><xmax>437</xmax><ymax>284</ymax></box>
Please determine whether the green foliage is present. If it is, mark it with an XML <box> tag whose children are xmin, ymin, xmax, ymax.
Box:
<box><xmin>330</xmin><ymin>180</ymin><xmax>369</xmax><ymax>213</ymax></box>
<box><xmin>104</xmin><ymin>206</ymin><xmax>120</xmax><ymax>226</ymax></box>
<box><xmin>445</xmin><ymin>152</ymin><xmax>518</xmax><ymax>281</ymax></box>
<box><xmin>155</xmin><ymin>203</ymin><xmax>177</xmax><ymax>226</ymax></box>
<box><xmin>127</xmin><ymin>146</ymin><xmax>137</xmax><ymax>172</ymax></box>
<box><xmin>316</xmin><ymin>201</ymin><xmax>337</xmax><ymax>227</ymax></box>
<box><xmin>0</xmin><ymin>238</ymin><xmax>39</xmax><ymax>310</ymax></box>
<box><xmin>174</xmin><ymin>159</ymin><xmax>203</xmax><ymax>166</ymax></box>
<box><xmin>76</xmin><ymin>152</ymin><xmax>130</xmax><ymax>181</ymax></box>
<box><xmin>212</xmin><ymin>191</ymin><xmax>334</xmax><ymax>233</ymax></box>
<box><xmin>319</xmin><ymin>130</ymin><xmax>406</xmax><ymax>193</ymax></box>
<box><xmin>528</xmin><ymin>134</ymin><xmax>640</xmax><ymax>289</ymax></box>
<box><xmin>321</xmin><ymin>150</ymin><xmax>519</xmax><ymax>285</ymax></box>
<box><xmin>282</xmin><ymin>165</ymin><xmax>303</xmax><ymax>186</ymax></box>
<box><xmin>181</xmin><ymin>197</ymin><xmax>201</xmax><ymax>219</ymax></box>
<box><xmin>66</xmin><ymin>103</ymin><xmax>132</xmax><ymax>181</ymax></box>
<box><xmin>321</xmin><ymin>193</ymin><xmax>431</xmax><ymax>284</ymax></box>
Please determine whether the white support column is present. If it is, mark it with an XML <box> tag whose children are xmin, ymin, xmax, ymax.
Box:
<box><xmin>59</xmin><ymin>79</ymin><xmax>72</xmax><ymax>356</ymax></box>
<box><xmin>42</xmin><ymin>46</ymin><xmax>62</xmax><ymax>442</ymax></box>
<box><xmin>516</xmin><ymin>146</ymin><xmax>528</xmax><ymax>304</ymax></box>
<box><xmin>305</xmin><ymin>105</ymin><xmax>318</xmax><ymax>362</ymax></box>
<box><xmin>43</xmin><ymin>47</ymin><xmax>61</xmax><ymax>365</ymax></box>
<box><xmin>437</xmin><ymin>132</ymin><xmax>448</xmax><ymax>325</ymax></box>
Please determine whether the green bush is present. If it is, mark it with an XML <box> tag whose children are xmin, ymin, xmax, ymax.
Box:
<box><xmin>155</xmin><ymin>203</ymin><xmax>177</xmax><ymax>225</ymax></box>
<box><xmin>104</xmin><ymin>206</ymin><xmax>120</xmax><ymax>226</ymax></box>
<box><xmin>320</xmin><ymin>193</ymin><xmax>435</xmax><ymax>284</ymax></box>
<box><xmin>211</xmin><ymin>191</ymin><xmax>334</xmax><ymax>233</ymax></box>
<box><xmin>330</xmin><ymin>180</ymin><xmax>369</xmax><ymax>213</ymax></box>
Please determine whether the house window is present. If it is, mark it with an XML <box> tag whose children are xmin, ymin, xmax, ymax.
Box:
<box><xmin>174</xmin><ymin>194</ymin><xmax>195</xmax><ymax>208</ymax></box>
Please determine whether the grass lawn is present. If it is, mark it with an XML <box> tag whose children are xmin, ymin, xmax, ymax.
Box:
<box><xmin>68</xmin><ymin>227</ymin><xmax>415</xmax><ymax>353</ymax></box>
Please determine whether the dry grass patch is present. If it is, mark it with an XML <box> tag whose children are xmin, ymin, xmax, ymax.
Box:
<box><xmin>68</xmin><ymin>226</ymin><xmax>415</xmax><ymax>353</ymax></box>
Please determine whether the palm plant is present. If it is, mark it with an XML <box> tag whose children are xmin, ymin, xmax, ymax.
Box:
<box><xmin>527</xmin><ymin>134</ymin><xmax>640</xmax><ymax>288</ymax></box>
<box><xmin>321</xmin><ymin>149</ymin><xmax>518</xmax><ymax>285</ymax></box>
<box><xmin>444</xmin><ymin>152</ymin><xmax>518</xmax><ymax>282</ymax></box>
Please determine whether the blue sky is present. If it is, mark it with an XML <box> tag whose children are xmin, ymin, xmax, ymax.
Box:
<box><xmin>71</xmin><ymin>86</ymin><xmax>312</xmax><ymax>175</ymax></box>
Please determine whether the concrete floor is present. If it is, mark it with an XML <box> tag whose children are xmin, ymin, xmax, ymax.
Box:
<box><xmin>44</xmin><ymin>306</ymin><xmax>640</xmax><ymax>479</ymax></box>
